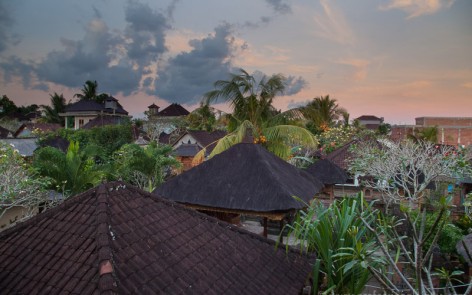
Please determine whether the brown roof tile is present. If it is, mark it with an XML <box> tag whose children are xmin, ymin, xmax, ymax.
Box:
<box><xmin>0</xmin><ymin>181</ymin><xmax>313</xmax><ymax>294</ymax></box>
<box><xmin>158</xmin><ymin>103</ymin><xmax>190</xmax><ymax>117</ymax></box>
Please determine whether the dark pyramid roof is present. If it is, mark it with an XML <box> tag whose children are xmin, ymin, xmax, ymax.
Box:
<box><xmin>158</xmin><ymin>103</ymin><xmax>190</xmax><ymax>117</ymax></box>
<box><xmin>0</xmin><ymin>181</ymin><xmax>313</xmax><ymax>294</ymax></box>
<box><xmin>305</xmin><ymin>159</ymin><xmax>348</xmax><ymax>185</ymax></box>
<box><xmin>154</xmin><ymin>143</ymin><xmax>324</xmax><ymax>212</ymax></box>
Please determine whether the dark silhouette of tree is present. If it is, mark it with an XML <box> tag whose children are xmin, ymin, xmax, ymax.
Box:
<box><xmin>0</xmin><ymin>95</ymin><xmax>18</xmax><ymax>117</ymax></box>
<box><xmin>41</xmin><ymin>93</ymin><xmax>68</xmax><ymax>124</ymax></box>
<box><xmin>74</xmin><ymin>80</ymin><xmax>109</xmax><ymax>104</ymax></box>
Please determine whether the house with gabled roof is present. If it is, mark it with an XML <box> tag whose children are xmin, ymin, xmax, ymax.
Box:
<box><xmin>59</xmin><ymin>96</ymin><xmax>129</xmax><ymax>129</ymax></box>
<box><xmin>171</xmin><ymin>130</ymin><xmax>226</xmax><ymax>171</ymax></box>
<box><xmin>354</xmin><ymin>115</ymin><xmax>384</xmax><ymax>130</ymax></box>
<box><xmin>0</xmin><ymin>126</ymin><xmax>13</xmax><ymax>139</ymax></box>
<box><xmin>14</xmin><ymin>122</ymin><xmax>62</xmax><ymax>138</ymax></box>
<box><xmin>0</xmin><ymin>181</ymin><xmax>313</xmax><ymax>294</ymax></box>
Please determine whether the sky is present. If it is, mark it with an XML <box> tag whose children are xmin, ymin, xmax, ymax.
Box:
<box><xmin>0</xmin><ymin>0</ymin><xmax>471</xmax><ymax>125</ymax></box>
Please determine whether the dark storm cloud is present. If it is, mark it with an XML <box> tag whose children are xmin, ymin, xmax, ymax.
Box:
<box><xmin>241</xmin><ymin>0</ymin><xmax>291</xmax><ymax>29</ymax></box>
<box><xmin>153</xmin><ymin>24</ymin><xmax>235</xmax><ymax>104</ymax></box>
<box><xmin>0</xmin><ymin>56</ymin><xmax>34</xmax><ymax>87</ymax></box>
<box><xmin>0</xmin><ymin>0</ymin><xmax>19</xmax><ymax>53</ymax></box>
<box><xmin>285</xmin><ymin>75</ymin><xmax>307</xmax><ymax>95</ymax></box>
<box><xmin>124</xmin><ymin>1</ymin><xmax>169</xmax><ymax>67</ymax></box>
<box><xmin>33</xmin><ymin>18</ymin><xmax>144</xmax><ymax>95</ymax></box>
<box><xmin>287</xmin><ymin>99</ymin><xmax>310</xmax><ymax>110</ymax></box>
<box><xmin>265</xmin><ymin>0</ymin><xmax>291</xmax><ymax>14</ymax></box>
<box><xmin>1</xmin><ymin>2</ymin><xmax>170</xmax><ymax>96</ymax></box>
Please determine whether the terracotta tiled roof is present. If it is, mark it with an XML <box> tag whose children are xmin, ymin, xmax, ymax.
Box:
<box><xmin>158</xmin><ymin>103</ymin><xmax>190</xmax><ymax>117</ymax></box>
<box><xmin>325</xmin><ymin>140</ymin><xmax>358</xmax><ymax>171</ymax></box>
<box><xmin>0</xmin><ymin>181</ymin><xmax>313</xmax><ymax>294</ymax></box>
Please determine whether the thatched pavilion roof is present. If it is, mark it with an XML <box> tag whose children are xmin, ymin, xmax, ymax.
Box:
<box><xmin>305</xmin><ymin>158</ymin><xmax>348</xmax><ymax>185</ymax></box>
<box><xmin>154</xmin><ymin>143</ymin><xmax>323</xmax><ymax>215</ymax></box>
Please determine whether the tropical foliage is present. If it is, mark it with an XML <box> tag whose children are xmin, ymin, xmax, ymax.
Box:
<box><xmin>74</xmin><ymin>80</ymin><xmax>109</xmax><ymax>103</ymax></box>
<box><xmin>33</xmin><ymin>141</ymin><xmax>106</xmax><ymax>195</ymax></box>
<box><xmin>196</xmin><ymin>68</ymin><xmax>317</xmax><ymax>161</ymax></box>
<box><xmin>316</xmin><ymin>126</ymin><xmax>356</xmax><ymax>154</ymax></box>
<box><xmin>349</xmin><ymin>140</ymin><xmax>472</xmax><ymax>294</ymax></box>
<box><xmin>286</xmin><ymin>194</ymin><xmax>379</xmax><ymax>294</ymax></box>
<box><xmin>57</xmin><ymin>124</ymin><xmax>133</xmax><ymax>159</ymax></box>
<box><xmin>302</xmin><ymin>95</ymin><xmax>347</xmax><ymax>134</ymax></box>
<box><xmin>186</xmin><ymin>102</ymin><xmax>217</xmax><ymax>131</ymax></box>
<box><xmin>41</xmin><ymin>92</ymin><xmax>68</xmax><ymax>124</ymax></box>
<box><xmin>0</xmin><ymin>143</ymin><xmax>49</xmax><ymax>222</ymax></box>
<box><xmin>112</xmin><ymin>142</ymin><xmax>180</xmax><ymax>192</ymax></box>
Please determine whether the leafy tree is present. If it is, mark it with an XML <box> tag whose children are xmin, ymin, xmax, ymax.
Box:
<box><xmin>57</xmin><ymin>124</ymin><xmax>133</xmax><ymax>160</ymax></box>
<box><xmin>186</xmin><ymin>102</ymin><xmax>217</xmax><ymax>131</ymax></box>
<box><xmin>205</xmin><ymin>68</ymin><xmax>285</xmax><ymax>131</ymax></box>
<box><xmin>286</xmin><ymin>194</ymin><xmax>379</xmax><ymax>294</ymax></box>
<box><xmin>0</xmin><ymin>95</ymin><xmax>18</xmax><ymax>117</ymax></box>
<box><xmin>41</xmin><ymin>92</ymin><xmax>68</xmax><ymax>124</ymax></box>
<box><xmin>377</xmin><ymin>123</ymin><xmax>391</xmax><ymax>136</ymax></box>
<box><xmin>349</xmin><ymin>140</ymin><xmax>472</xmax><ymax>294</ymax></box>
<box><xmin>74</xmin><ymin>80</ymin><xmax>109</xmax><ymax>104</ymax></box>
<box><xmin>113</xmin><ymin>142</ymin><xmax>181</xmax><ymax>192</ymax></box>
<box><xmin>0</xmin><ymin>143</ymin><xmax>49</xmax><ymax>225</ymax></box>
<box><xmin>408</xmin><ymin>126</ymin><xmax>438</xmax><ymax>143</ymax></box>
<box><xmin>302</xmin><ymin>95</ymin><xmax>346</xmax><ymax>134</ymax></box>
<box><xmin>33</xmin><ymin>141</ymin><xmax>105</xmax><ymax>195</ymax></box>
<box><xmin>197</xmin><ymin>68</ymin><xmax>317</xmax><ymax>160</ymax></box>
<box><xmin>17</xmin><ymin>104</ymin><xmax>39</xmax><ymax>115</ymax></box>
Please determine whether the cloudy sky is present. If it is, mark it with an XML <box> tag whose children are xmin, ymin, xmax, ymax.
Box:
<box><xmin>0</xmin><ymin>0</ymin><xmax>470</xmax><ymax>124</ymax></box>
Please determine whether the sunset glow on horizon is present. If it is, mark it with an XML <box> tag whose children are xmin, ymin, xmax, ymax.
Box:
<box><xmin>0</xmin><ymin>0</ymin><xmax>470</xmax><ymax>125</ymax></box>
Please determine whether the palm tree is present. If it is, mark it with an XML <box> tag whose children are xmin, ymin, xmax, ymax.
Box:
<box><xmin>195</xmin><ymin>68</ymin><xmax>317</xmax><ymax>161</ymax></box>
<box><xmin>302</xmin><ymin>95</ymin><xmax>345</xmax><ymax>133</ymax></box>
<box><xmin>74</xmin><ymin>80</ymin><xmax>108</xmax><ymax>104</ymax></box>
<box><xmin>408</xmin><ymin>126</ymin><xmax>438</xmax><ymax>143</ymax></box>
<box><xmin>113</xmin><ymin>142</ymin><xmax>181</xmax><ymax>192</ymax></box>
<box><xmin>33</xmin><ymin>141</ymin><xmax>105</xmax><ymax>195</ymax></box>
<box><xmin>41</xmin><ymin>92</ymin><xmax>67</xmax><ymax>124</ymax></box>
<box><xmin>205</xmin><ymin>68</ymin><xmax>285</xmax><ymax>131</ymax></box>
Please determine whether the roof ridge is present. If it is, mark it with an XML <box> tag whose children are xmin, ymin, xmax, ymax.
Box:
<box><xmin>95</xmin><ymin>184</ymin><xmax>118</xmax><ymax>293</ymax></box>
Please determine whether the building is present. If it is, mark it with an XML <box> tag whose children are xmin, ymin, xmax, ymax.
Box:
<box><xmin>391</xmin><ymin>117</ymin><xmax>472</xmax><ymax>147</ymax></box>
<box><xmin>0</xmin><ymin>181</ymin><xmax>313</xmax><ymax>294</ymax></box>
<box><xmin>171</xmin><ymin>130</ymin><xmax>226</xmax><ymax>171</ymax></box>
<box><xmin>59</xmin><ymin>97</ymin><xmax>129</xmax><ymax>130</ymax></box>
<box><xmin>354</xmin><ymin>115</ymin><xmax>384</xmax><ymax>130</ymax></box>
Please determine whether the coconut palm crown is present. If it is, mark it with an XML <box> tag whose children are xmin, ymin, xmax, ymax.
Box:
<box><xmin>194</xmin><ymin>69</ymin><xmax>317</xmax><ymax>162</ymax></box>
